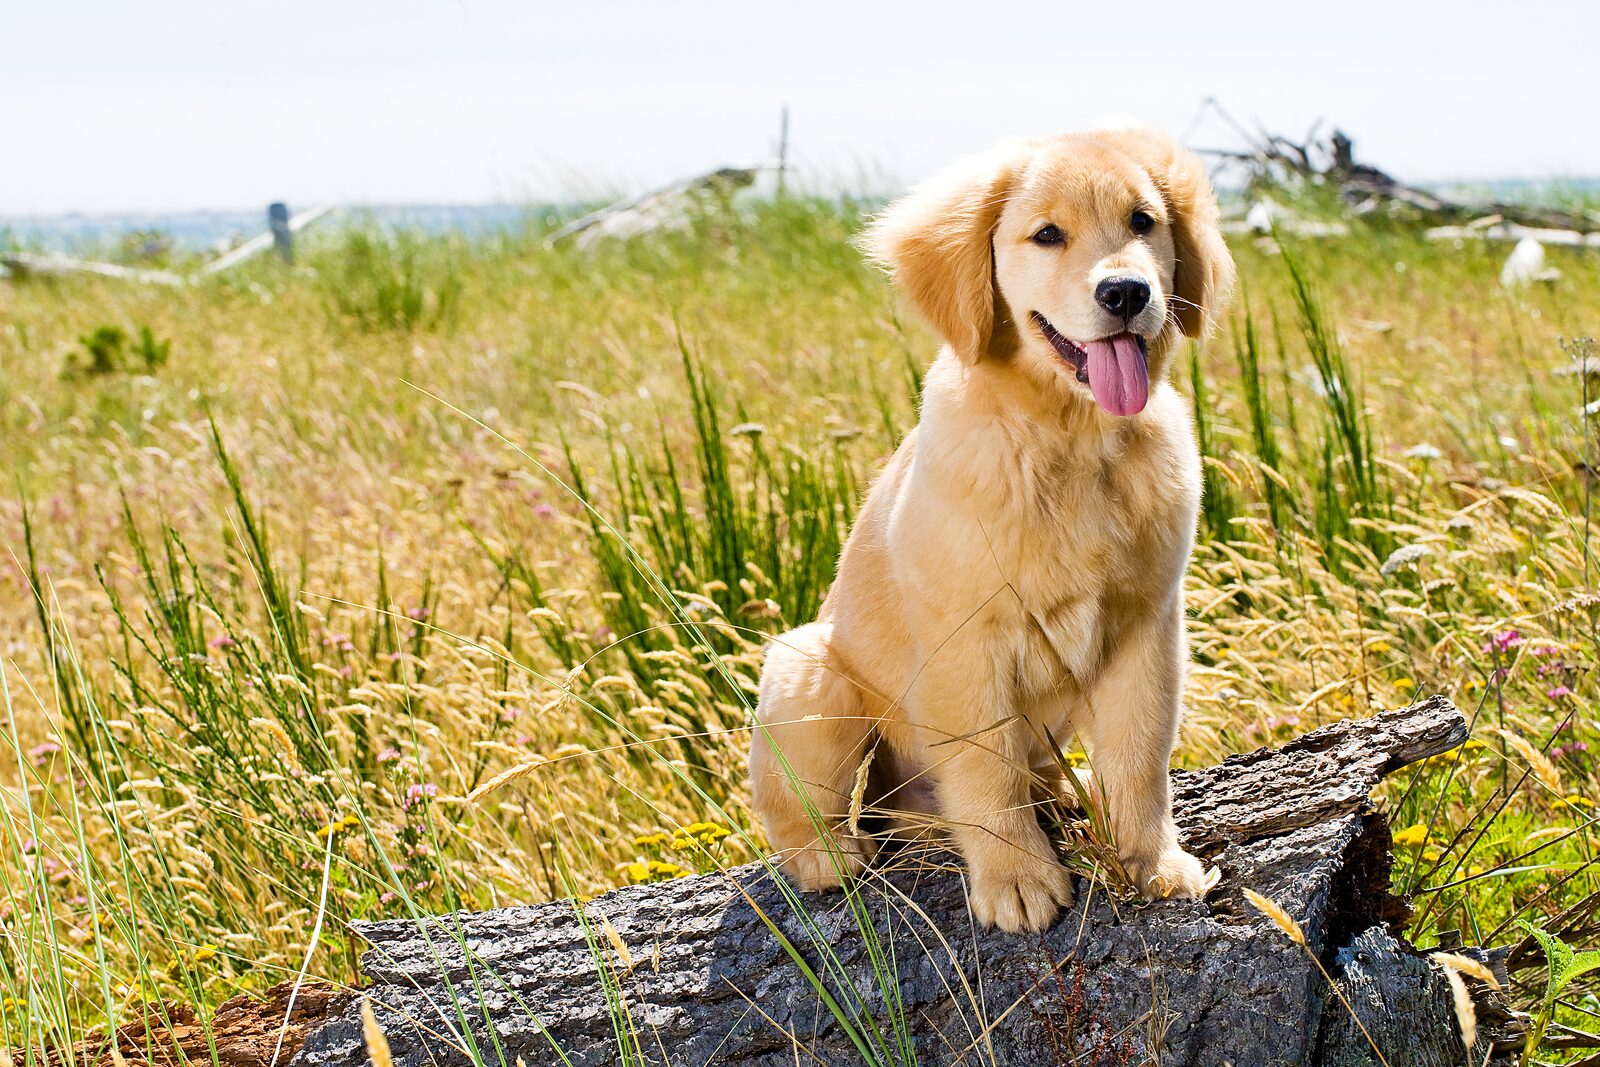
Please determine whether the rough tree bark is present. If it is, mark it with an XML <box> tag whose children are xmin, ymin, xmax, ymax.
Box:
<box><xmin>294</xmin><ymin>696</ymin><xmax>1525</xmax><ymax>1067</ymax></box>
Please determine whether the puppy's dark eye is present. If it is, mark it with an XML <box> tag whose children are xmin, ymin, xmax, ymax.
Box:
<box><xmin>1130</xmin><ymin>210</ymin><xmax>1155</xmax><ymax>235</ymax></box>
<box><xmin>1031</xmin><ymin>224</ymin><xmax>1065</xmax><ymax>246</ymax></box>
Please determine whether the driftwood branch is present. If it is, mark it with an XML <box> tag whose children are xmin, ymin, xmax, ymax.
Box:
<box><xmin>0</xmin><ymin>251</ymin><xmax>187</xmax><ymax>286</ymax></box>
<box><xmin>287</xmin><ymin>696</ymin><xmax>1524</xmax><ymax>1066</ymax></box>
<box><xmin>1</xmin><ymin>205</ymin><xmax>336</xmax><ymax>286</ymax></box>
<box><xmin>1197</xmin><ymin>101</ymin><xmax>1599</xmax><ymax>236</ymax></box>
<box><xmin>543</xmin><ymin>165</ymin><xmax>773</xmax><ymax>249</ymax></box>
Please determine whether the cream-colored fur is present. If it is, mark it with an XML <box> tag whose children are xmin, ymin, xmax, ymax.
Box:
<box><xmin>748</xmin><ymin>128</ymin><xmax>1236</xmax><ymax>933</ymax></box>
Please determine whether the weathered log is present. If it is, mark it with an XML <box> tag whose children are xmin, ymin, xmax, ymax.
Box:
<box><xmin>294</xmin><ymin>696</ymin><xmax>1524</xmax><ymax>1066</ymax></box>
<box><xmin>43</xmin><ymin>980</ymin><xmax>350</xmax><ymax>1067</ymax></box>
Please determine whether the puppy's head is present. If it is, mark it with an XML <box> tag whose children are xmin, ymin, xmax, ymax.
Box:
<box><xmin>866</xmin><ymin>128</ymin><xmax>1234</xmax><ymax>417</ymax></box>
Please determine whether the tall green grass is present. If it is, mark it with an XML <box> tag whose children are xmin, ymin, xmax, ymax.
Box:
<box><xmin>6</xmin><ymin>194</ymin><xmax>1600</xmax><ymax>1063</ymax></box>
<box><xmin>318</xmin><ymin>228</ymin><xmax>466</xmax><ymax>334</ymax></box>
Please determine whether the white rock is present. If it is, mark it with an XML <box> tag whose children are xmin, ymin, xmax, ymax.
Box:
<box><xmin>1501</xmin><ymin>237</ymin><xmax>1562</xmax><ymax>286</ymax></box>
<box><xmin>1245</xmin><ymin>199</ymin><xmax>1280</xmax><ymax>234</ymax></box>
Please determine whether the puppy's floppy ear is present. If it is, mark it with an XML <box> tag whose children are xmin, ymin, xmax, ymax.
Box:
<box><xmin>1163</xmin><ymin>148</ymin><xmax>1235</xmax><ymax>339</ymax></box>
<box><xmin>863</xmin><ymin>144</ymin><xmax>1028</xmax><ymax>363</ymax></box>
<box><xmin>1092</xmin><ymin>129</ymin><xmax>1236</xmax><ymax>339</ymax></box>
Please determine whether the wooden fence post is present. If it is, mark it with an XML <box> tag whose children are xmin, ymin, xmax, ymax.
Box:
<box><xmin>268</xmin><ymin>202</ymin><xmax>293</xmax><ymax>264</ymax></box>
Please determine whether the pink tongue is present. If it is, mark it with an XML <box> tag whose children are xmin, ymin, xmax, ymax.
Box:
<box><xmin>1084</xmin><ymin>335</ymin><xmax>1149</xmax><ymax>416</ymax></box>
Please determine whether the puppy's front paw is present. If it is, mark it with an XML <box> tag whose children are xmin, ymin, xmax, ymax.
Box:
<box><xmin>1123</xmin><ymin>846</ymin><xmax>1212</xmax><ymax>900</ymax></box>
<box><xmin>969</xmin><ymin>855</ymin><xmax>1074</xmax><ymax>933</ymax></box>
<box><xmin>778</xmin><ymin>832</ymin><xmax>875</xmax><ymax>891</ymax></box>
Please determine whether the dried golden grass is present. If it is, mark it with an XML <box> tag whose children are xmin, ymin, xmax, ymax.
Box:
<box><xmin>2</xmin><ymin>214</ymin><xmax>1599</xmax><ymax>1043</ymax></box>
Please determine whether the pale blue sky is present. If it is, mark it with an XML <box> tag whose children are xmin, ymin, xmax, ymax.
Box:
<box><xmin>5</xmin><ymin>0</ymin><xmax>1597</xmax><ymax>215</ymax></box>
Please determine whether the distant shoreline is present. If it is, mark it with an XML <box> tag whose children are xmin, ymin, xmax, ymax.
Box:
<box><xmin>4</xmin><ymin>177</ymin><xmax>1596</xmax><ymax>253</ymax></box>
<box><xmin>0</xmin><ymin>202</ymin><xmax>573</xmax><ymax>253</ymax></box>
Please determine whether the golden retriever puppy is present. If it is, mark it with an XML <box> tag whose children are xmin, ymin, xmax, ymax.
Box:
<box><xmin>749</xmin><ymin>127</ymin><xmax>1235</xmax><ymax>933</ymax></box>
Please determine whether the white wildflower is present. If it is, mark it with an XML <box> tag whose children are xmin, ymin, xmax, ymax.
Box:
<box><xmin>1380</xmin><ymin>543</ymin><xmax>1431</xmax><ymax>577</ymax></box>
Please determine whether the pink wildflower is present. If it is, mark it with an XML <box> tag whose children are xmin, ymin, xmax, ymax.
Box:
<box><xmin>1488</xmin><ymin>629</ymin><xmax>1522</xmax><ymax>654</ymax></box>
<box><xmin>28</xmin><ymin>741</ymin><xmax>61</xmax><ymax>766</ymax></box>
<box><xmin>403</xmin><ymin>783</ymin><xmax>439</xmax><ymax>809</ymax></box>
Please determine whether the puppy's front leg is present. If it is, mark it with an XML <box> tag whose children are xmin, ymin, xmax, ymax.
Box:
<box><xmin>1079</xmin><ymin>606</ymin><xmax>1208</xmax><ymax>899</ymax></box>
<box><xmin>912</xmin><ymin>635</ymin><xmax>1073</xmax><ymax>933</ymax></box>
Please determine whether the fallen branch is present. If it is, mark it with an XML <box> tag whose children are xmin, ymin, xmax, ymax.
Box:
<box><xmin>1426</xmin><ymin>220</ymin><xmax>1600</xmax><ymax>248</ymax></box>
<box><xmin>0</xmin><ymin>251</ymin><xmax>186</xmax><ymax>286</ymax></box>
<box><xmin>1</xmin><ymin>205</ymin><xmax>337</xmax><ymax>285</ymax></box>
<box><xmin>543</xmin><ymin>164</ymin><xmax>773</xmax><ymax>249</ymax></box>
<box><xmin>1196</xmin><ymin>100</ymin><xmax>1599</xmax><ymax>235</ymax></box>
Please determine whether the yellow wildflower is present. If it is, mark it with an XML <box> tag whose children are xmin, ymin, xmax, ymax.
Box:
<box><xmin>314</xmin><ymin>812</ymin><xmax>362</xmax><ymax>839</ymax></box>
<box><xmin>632</xmin><ymin>832</ymin><xmax>670</xmax><ymax>848</ymax></box>
<box><xmin>1420</xmin><ymin>741</ymin><xmax>1488</xmax><ymax>772</ymax></box>
<box><xmin>622</xmin><ymin>859</ymin><xmax>688</xmax><ymax>884</ymax></box>
<box><xmin>193</xmin><ymin>945</ymin><xmax>218</xmax><ymax>964</ymax></box>
<box><xmin>1394</xmin><ymin>678</ymin><xmax>1417</xmax><ymax>692</ymax></box>
<box><xmin>670</xmin><ymin>822</ymin><xmax>731</xmax><ymax>850</ymax></box>
<box><xmin>689</xmin><ymin>821</ymin><xmax>730</xmax><ymax>844</ymax></box>
<box><xmin>1392</xmin><ymin>823</ymin><xmax>1430</xmax><ymax>848</ymax></box>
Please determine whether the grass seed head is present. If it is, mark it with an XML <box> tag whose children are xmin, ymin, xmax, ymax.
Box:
<box><xmin>360</xmin><ymin>997</ymin><xmax>394</xmax><ymax>1067</ymax></box>
<box><xmin>1431</xmin><ymin>951</ymin><xmax>1500</xmax><ymax>990</ymax></box>
<box><xmin>1440</xmin><ymin>964</ymin><xmax>1477</xmax><ymax>1050</ymax></box>
<box><xmin>1243</xmin><ymin>888</ymin><xmax>1307</xmax><ymax>947</ymax></box>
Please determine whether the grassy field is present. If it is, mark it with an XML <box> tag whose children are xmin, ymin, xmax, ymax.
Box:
<box><xmin>3</xmin><ymin>193</ymin><xmax>1600</xmax><ymax>1062</ymax></box>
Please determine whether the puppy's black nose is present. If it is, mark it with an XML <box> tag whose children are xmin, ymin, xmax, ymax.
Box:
<box><xmin>1095</xmin><ymin>277</ymin><xmax>1151</xmax><ymax>321</ymax></box>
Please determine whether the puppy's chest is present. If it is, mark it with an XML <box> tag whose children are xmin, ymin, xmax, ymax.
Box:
<box><xmin>997</xmin><ymin>459</ymin><xmax>1157</xmax><ymax>692</ymax></box>
<box><xmin>1005</xmin><ymin>455</ymin><xmax>1149</xmax><ymax>587</ymax></box>
<box><xmin>1006</xmin><ymin>551</ymin><xmax>1116</xmax><ymax>695</ymax></box>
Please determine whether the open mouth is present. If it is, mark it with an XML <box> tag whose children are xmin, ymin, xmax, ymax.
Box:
<box><xmin>1032</xmin><ymin>312</ymin><xmax>1150</xmax><ymax>417</ymax></box>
